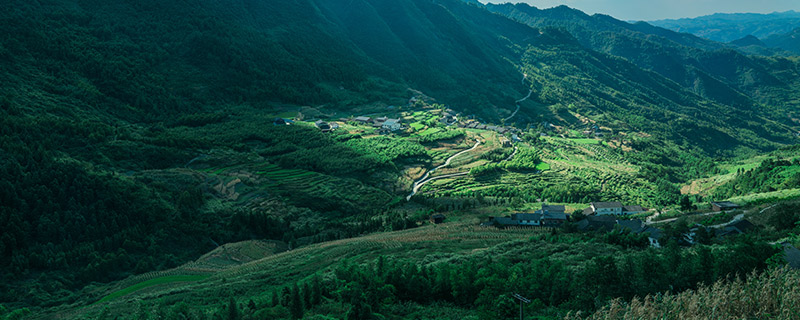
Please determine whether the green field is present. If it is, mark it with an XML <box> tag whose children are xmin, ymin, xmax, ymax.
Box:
<box><xmin>420</xmin><ymin>127</ymin><xmax>443</xmax><ymax>136</ymax></box>
<box><xmin>570</xmin><ymin>138</ymin><xmax>600</xmax><ymax>145</ymax></box>
<box><xmin>535</xmin><ymin>162</ymin><xmax>551</xmax><ymax>171</ymax></box>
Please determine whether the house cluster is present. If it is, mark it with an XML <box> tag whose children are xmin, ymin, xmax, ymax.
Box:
<box><xmin>440</xmin><ymin>109</ymin><xmax>458</xmax><ymax>126</ymax></box>
<box><xmin>576</xmin><ymin>215</ymin><xmax>663</xmax><ymax>247</ymax></box>
<box><xmin>582</xmin><ymin>201</ymin><xmax>647</xmax><ymax>216</ymax></box>
<box><xmin>581</xmin><ymin>124</ymin><xmax>607</xmax><ymax>138</ymax></box>
<box><xmin>482</xmin><ymin>205</ymin><xmax>568</xmax><ymax>228</ymax></box>
<box><xmin>458</xmin><ymin>120</ymin><xmax>517</xmax><ymax>135</ymax></box>
<box><xmin>273</xmin><ymin>118</ymin><xmax>295</xmax><ymax>126</ymax></box>
<box><xmin>351</xmin><ymin>116</ymin><xmax>403</xmax><ymax>133</ymax></box>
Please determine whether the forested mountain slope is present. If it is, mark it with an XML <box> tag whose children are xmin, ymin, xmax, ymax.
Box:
<box><xmin>764</xmin><ymin>28</ymin><xmax>800</xmax><ymax>55</ymax></box>
<box><xmin>2</xmin><ymin>0</ymin><xmax>800</xmax><ymax>313</ymax></box>
<box><xmin>485</xmin><ymin>3</ymin><xmax>800</xmax><ymax>120</ymax></box>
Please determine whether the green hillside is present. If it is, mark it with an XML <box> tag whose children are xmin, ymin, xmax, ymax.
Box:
<box><xmin>2</xmin><ymin>0</ymin><xmax>800</xmax><ymax>318</ymax></box>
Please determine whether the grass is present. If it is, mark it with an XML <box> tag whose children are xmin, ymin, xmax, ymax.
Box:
<box><xmin>535</xmin><ymin>162</ymin><xmax>551</xmax><ymax>171</ymax></box>
<box><xmin>567</xmin><ymin>268</ymin><xmax>800</xmax><ymax>320</ymax></box>
<box><xmin>95</xmin><ymin>275</ymin><xmax>209</xmax><ymax>305</ymax></box>
<box><xmin>569</xmin><ymin>138</ymin><xmax>600</xmax><ymax>145</ymax></box>
<box><xmin>420</xmin><ymin>127</ymin><xmax>443</xmax><ymax>136</ymax></box>
<box><xmin>410</xmin><ymin>122</ymin><xmax>425</xmax><ymax>131</ymax></box>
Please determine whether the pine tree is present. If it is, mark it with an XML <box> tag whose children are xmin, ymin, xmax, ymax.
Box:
<box><xmin>289</xmin><ymin>283</ymin><xmax>304</xmax><ymax>319</ymax></box>
<box><xmin>303</xmin><ymin>282</ymin><xmax>312</xmax><ymax>308</ymax></box>
<box><xmin>271</xmin><ymin>290</ymin><xmax>279</xmax><ymax>307</ymax></box>
<box><xmin>312</xmin><ymin>276</ymin><xmax>322</xmax><ymax>306</ymax></box>
<box><xmin>227</xmin><ymin>297</ymin><xmax>239</xmax><ymax>320</ymax></box>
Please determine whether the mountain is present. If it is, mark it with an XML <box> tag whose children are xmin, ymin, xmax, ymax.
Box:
<box><xmin>764</xmin><ymin>27</ymin><xmax>800</xmax><ymax>54</ymax></box>
<box><xmin>484</xmin><ymin>3</ymin><xmax>800</xmax><ymax>142</ymax></box>
<box><xmin>730</xmin><ymin>35</ymin><xmax>766</xmax><ymax>47</ymax></box>
<box><xmin>648</xmin><ymin>11</ymin><xmax>800</xmax><ymax>43</ymax></box>
<box><xmin>2</xmin><ymin>0</ymin><xmax>800</xmax><ymax>315</ymax></box>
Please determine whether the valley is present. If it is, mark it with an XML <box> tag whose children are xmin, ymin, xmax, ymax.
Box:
<box><xmin>2</xmin><ymin>0</ymin><xmax>800</xmax><ymax>319</ymax></box>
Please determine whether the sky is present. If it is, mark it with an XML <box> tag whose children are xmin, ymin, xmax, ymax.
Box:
<box><xmin>481</xmin><ymin>0</ymin><xmax>800</xmax><ymax>21</ymax></box>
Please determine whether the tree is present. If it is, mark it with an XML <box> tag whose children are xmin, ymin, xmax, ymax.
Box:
<box><xmin>289</xmin><ymin>283</ymin><xmax>304</xmax><ymax>319</ymax></box>
<box><xmin>679</xmin><ymin>195</ymin><xmax>693</xmax><ymax>211</ymax></box>
<box><xmin>227</xmin><ymin>297</ymin><xmax>240</xmax><ymax>320</ymax></box>
<box><xmin>312</xmin><ymin>276</ymin><xmax>322</xmax><ymax>306</ymax></box>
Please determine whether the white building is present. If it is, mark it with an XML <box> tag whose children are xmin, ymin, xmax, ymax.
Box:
<box><xmin>382</xmin><ymin>118</ymin><xmax>402</xmax><ymax>131</ymax></box>
<box><xmin>591</xmin><ymin>201</ymin><xmax>623</xmax><ymax>215</ymax></box>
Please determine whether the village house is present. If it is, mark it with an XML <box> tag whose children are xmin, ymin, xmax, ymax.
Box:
<box><xmin>374</xmin><ymin>116</ymin><xmax>388</xmax><ymax>123</ymax></box>
<box><xmin>382</xmin><ymin>118</ymin><xmax>402</xmax><ymax>131</ymax></box>
<box><xmin>499</xmin><ymin>137</ymin><xmax>512</xmax><ymax>148</ymax></box>
<box><xmin>483</xmin><ymin>204</ymin><xmax>567</xmax><ymax>228</ymax></box>
<box><xmin>354</xmin><ymin>116</ymin><xmax>371</xmax><ymax>124</ymax></box>
<box><xmin>589</xmin><ymin>201</ymin><xmax>623</xmax><ymax>215</ymax></box>
<box><xmin>315</xmin><ymin>120</ymin><xmax>331</xmax><ymax>132</ymax></box>
<box><xmin>273</xmin><ymin>118</ymin><xmax>294</xmax><ymax>126</ymax></box>
<box><xmin>616</xmin><ymin>219</ymin><xmax>663</xmax><ymax>248</ymax></box>
<box><xmin>711</xmin><ymin>201</ymin><xmax>741</xmax><ymax>212</ymax></box>
<box><xmin>623</xmin><ymin>205</ymin><xmax>646</xmax><ymax>215</ymax></box>
<box><xmin>583</xmin><ymin>202</ymin><xmax>646</xmax><ymax>216</ymax></box>
<box><xmin>441</xmin><ymin>112</ymin><xmax>457</xmax><ymax>126</ymax></box>
<box><xmin>576</xmin><ymin>216</ymin><xmax>662</xmax><ymax>248</ymax></box>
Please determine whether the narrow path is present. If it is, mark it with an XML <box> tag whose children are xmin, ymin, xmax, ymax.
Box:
<box><xmin>503</xmin><ymin>146</ymin><xmax>518</xmax><ymax>162</ymax></box>
<box><xmin>503</xmin><ymin>90</ymin><xmax>531</xmax><ymax>123</ymax></box>
<box><xmin>502</xmin><ymin>71</ymin><xmax>533</xmax><ymax>123</ymax></box>
<box><xmin>185</xmin><ymin>154</ymin><xmax>208</xmax><ymax>168</ymax></box>
<box><xmin>408</xmin><ymin>172</ymin><xmax>469</xmax><ymax>200</ymax></box>
<box><xmin>709</xmin><ymin>213</ymin><xmax>745</xmax><ymax>229</ymax></box>
<box><xmin>407</xmin><ymin>139</ymin><xmax>481</xmax><ymax>200</ymax></box>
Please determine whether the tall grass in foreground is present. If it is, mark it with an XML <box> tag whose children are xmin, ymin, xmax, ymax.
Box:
<box><xmin>566</xmin><ymin>267</ymin><xmax>800</xmax><ymax>320</ymax></box>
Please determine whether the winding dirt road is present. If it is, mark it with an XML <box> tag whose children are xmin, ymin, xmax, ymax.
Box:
<box><xmin>406</xmin><ymin>139</ymin><xmax>481</xmax><ymax>200</ymax></box>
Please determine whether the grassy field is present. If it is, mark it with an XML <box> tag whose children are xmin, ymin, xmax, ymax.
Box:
<box><xmin>63</xmin><ymin>220</ymin><xmax>546</xmax><ymax>318</ymax></box>
<box><xmin>570</xmin><ymin>138</ymin><xmax>600</xmax><ymax>145</ymax></box>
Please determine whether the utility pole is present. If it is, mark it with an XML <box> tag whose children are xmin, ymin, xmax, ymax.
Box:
<box><xmin>512</xmin><ymin>293</ymin><xmax>531</xmax><ymax>320</ymax></box>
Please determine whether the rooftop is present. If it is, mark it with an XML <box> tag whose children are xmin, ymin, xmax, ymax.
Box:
<box><xmin>592</xmin><ymin>201</ymin><xmax>623</xmax><ymax>209</ymax></box>
<box><xmin>712</xmin><ymin>201</ymin><xmax>741</xmax><ymax>208</ymax></box>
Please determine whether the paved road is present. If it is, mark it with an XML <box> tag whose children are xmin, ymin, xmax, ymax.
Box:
<box><xmin>406</xmin><ymin>140</ymin><xmax>481</xmax><ymax>200</ymax></box>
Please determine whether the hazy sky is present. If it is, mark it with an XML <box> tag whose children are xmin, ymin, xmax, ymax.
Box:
<box><xmin>481</xmin><ymin>0</ymin><xmax>800</xmax><ymax>21</ymax></box>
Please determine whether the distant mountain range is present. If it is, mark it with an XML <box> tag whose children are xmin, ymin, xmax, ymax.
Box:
<box><xmin>648</xmin><ymin>11</ymin><xmax>800</xmax><ymax>43</ymax></box>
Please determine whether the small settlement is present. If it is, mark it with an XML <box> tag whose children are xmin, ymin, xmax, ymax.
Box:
<box><xmin>481</xmin><ymin>198</ymin><xmax>756</xmax><ymax>248</ymax></box>
<box><xmin>483</xmin><ymin>201</ymin><xmax>663</xmax><ymax>247</ymax></box>
<box><xmin>482</xmin><ymin>204</ymin><xmax>568</xmax><ymax>228</ymax></box>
